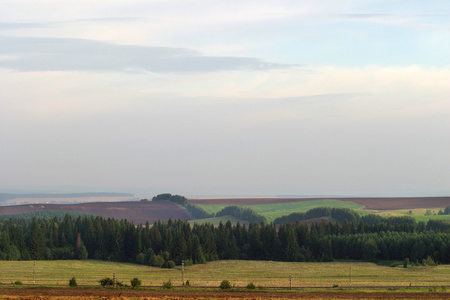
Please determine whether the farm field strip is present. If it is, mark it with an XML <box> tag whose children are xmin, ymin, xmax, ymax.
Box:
<box><xmin>0</xmin><ymin>260</ymin><xmax>448</xmax><ymax>288</ymax></box>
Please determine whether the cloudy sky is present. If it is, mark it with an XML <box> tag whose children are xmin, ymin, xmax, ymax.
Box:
<box><xmin>1</xmin><ymin>0</ymin><xmax>449</xmax><ymax>196</ymax></box>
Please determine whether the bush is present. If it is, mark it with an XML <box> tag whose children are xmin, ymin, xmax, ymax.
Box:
<box><xmin>185</xmin><ymin>280</ymin><xmax>190</xmax><ymax>286</ymax></box>
<box><xmin>149</xmin><ymin>254</ymin><xmax>164</xmax><ymax>267</ymax></box>
<box><xmin>130</xmin><ymin>277</ymin><xmax>142</xmax><ymax>288</ymax></box>
<box><xmin>69</xmin><ymin>277</ymin><xmax>77</xmax><ymax>287</ymax></box>
<box><xmin>246</xmin><ymin>282</ymin><xmax>256</xmax><ymax>289</ymax></box>
<box><xmin>162</xmin><ymin>280</ymin><xmax>172</xmax><ymax>289</ymax></box>
<box><xmin>99</xmin><ymin>277</ymin><xmax>114</xmax><ymax>287</ymax></box>
<box><xmin>220</xmin><ymin>280</ymin><xmax>232</xmax><ymax>290</ymax></box>
<box><xmin>136</xmin><ymin>253</ymin><xmax>145</xmax><ymax>264</ymax></box>
<box><xmin>14</xmin><ymin>281</ymin><xmax>22</xmax><ymax>285</ymax></box>
<box><xmin>163</xmin><ymin>260</ymin><xmax>176</xmax><ymax>269</ymax></box>
<box><xmin>403</xmin><ymin>258</ymin><xmax>409</xmax><ymax>268</ymax></box>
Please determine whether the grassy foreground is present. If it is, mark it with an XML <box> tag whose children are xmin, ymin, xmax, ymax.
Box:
<box><xmin>0</xmin><ymin>260</ymin><xmax>448</xmax><ymax>288</ymax></box>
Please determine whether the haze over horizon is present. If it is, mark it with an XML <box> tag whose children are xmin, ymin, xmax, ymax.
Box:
<box><xmin>1</xmin><ymin>1</ymin><xmax>449</xmax><ymax>197</ymax></box>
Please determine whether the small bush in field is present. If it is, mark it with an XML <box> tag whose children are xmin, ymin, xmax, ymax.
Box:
<box><xmin>69</xmin><ymin>277</ymin><xmax>77</xmax><ymax>287</ymax></box>
<box><xmin>246</xmin><ymin>282</ymin><xmax>256</xmax><ymax>289</ymax></box>
<box><xmin>99</xmin><ymin>277</ymin><xmax>114</xmax><ymax>286</ymax></box>
<box><xmin>220</xmin><ymin>280</ymin><xmax>232</xmax><ymax>289</ymax></box>
<box><xmin>163</xmin><ymin>280</ymin><xmax>172</xmax><ymax>289</ymax></box>
<box><xmin>130</xmin><ymin>277</ymin><xmax>142</xmax><ymax>288</ymax></box>
<box><xmin>14</xmin><ymin>281</ymin><xmax>22</xmax><ymax>285</ymax></box>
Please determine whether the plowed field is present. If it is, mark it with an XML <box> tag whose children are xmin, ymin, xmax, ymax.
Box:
<box><xmin>0</xmin><ymin>201</ymin><xmax>192</xmax><ymax>224</ymax></box>
<box><xmin>1</xmin><ymin>288</ymin><xmax>449</xmax><ymax>299</ymax></box>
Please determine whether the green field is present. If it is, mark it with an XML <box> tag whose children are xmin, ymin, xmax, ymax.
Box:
<box><xmin>196</xmin><ymin>200</ymin><xmax>366</xmax><ymax>223</ymax></box>
<box><xmin>0</xmin><ymin>260</ymin><xmax>448</xmax><ymax>288</ymax></box>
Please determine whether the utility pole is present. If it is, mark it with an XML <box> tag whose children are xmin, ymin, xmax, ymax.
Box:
<box><xmin>113</xmin><ymin>273</ymin><xmax>116</xmax><ymax>288</ymax></box>
<box><xmin>349</xmin><ymin>265</ymin><xmax>352</xmax><ymax>287</ymax></box>
<box><xmin>289</xmin><ymin>275</ymin><xmax>292</xmax><ymax>290</ymax></box>
<box><xmin>181</xmin><ymin>261</ymin><xmax>185</xmax><ymax>287</ymax></box>
<box><xmin>33</xmin><ymin>260</ymin><xmax>36</xmax><ymax>285</ymax></box>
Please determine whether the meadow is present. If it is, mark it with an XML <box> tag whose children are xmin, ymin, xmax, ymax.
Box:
<box><xmin>0</xmin><ymin>260</ymin><xmax>448</xmax><ymax>289</ymax></box>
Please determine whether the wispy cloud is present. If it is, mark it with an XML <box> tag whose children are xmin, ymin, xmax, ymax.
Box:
<box><xmin>0</xmin><ymin>36</ymin><xmax>294</xmax><ymax>73</ymax></box>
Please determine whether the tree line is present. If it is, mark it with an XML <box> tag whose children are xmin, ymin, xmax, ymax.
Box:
<box><xmin>0</xmin><ymin>211</ymin><xmax>449</xmax><ymax>265</ymax></box>
<box><xmin>152</xmin><ymin>194</ymin><xmax>265</xmax><ymax>222</ymax></box>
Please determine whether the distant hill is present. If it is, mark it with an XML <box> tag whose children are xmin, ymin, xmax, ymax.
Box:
<box><xmin>0</xmin><ymin>201</ymin><xmax>191</xmax><ymax>224</ymax></box>
<box><xmin>0</xmin><ymin>192</ymin><xmax>135</xmax><ymax>205</ymax></box>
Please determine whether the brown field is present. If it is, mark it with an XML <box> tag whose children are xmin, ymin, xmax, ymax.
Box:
<box><xmin>0</xmin><ymin>288</ymin><xmax>449</xmax><ymax>300</ymax></box>
<box><xmin>0</xmin><ymin>201</ymin><xmax>192</xmax><ymax>224</ymax></box>
<box><xmin>189</xmin><ymin>197</ymin><xmax>450</xmax><ymax>210</ymax></box>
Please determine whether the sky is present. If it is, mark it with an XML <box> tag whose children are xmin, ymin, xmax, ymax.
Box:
<box><xmin>0</xmin><ymin>0</ymin><xmax>449</xmax><ymax>196</ymax></box>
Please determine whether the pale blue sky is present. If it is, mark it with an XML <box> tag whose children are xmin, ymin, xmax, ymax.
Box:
<box><xmin>0</xmin><ymin>0</ymin><xmax>449</xmax><ymax>196</ymax></box>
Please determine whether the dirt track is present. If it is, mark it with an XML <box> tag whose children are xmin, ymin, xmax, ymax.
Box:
<box><xmin>189</xmin><ymin>197</ymin><xmax>450</xmax><ymax>210</ymax></box>
<box><xmin>0</xmin><ymin>288</ymin><xmax>449</xmax><ymax>299</ymax></box>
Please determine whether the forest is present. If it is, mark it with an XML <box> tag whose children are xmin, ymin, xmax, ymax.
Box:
<box><xmin>0</xmin><ymin>209</ymin><xmax>449</xmax><ymax>266</ymax></box>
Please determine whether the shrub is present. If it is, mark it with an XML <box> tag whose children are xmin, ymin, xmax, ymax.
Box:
<box><xmin>162</xmin><ymin>280</ymin><xmax>172</xmax><ymax>289</ymax></box>
<box><xmin>136</xmin><ymin>253</ymin><xmax>145</xmax><ymax>264</ymax></box>
<box><xmin>130</xmin><ymin>277</ymin><xmax>142</xmax><ymax>288</ymax></box>
<box><xmin>14</xmin><ymin>281</ymin><xmax>22</xmax><ymax>285</ymax></box>
<box><xmin>69</xmin><ymin>277</ymin><xmax>77</xmax><ymax>287</ymax></box>
<box><xmin>403</xmin><ymin>258</ymin><xmax>409</xmax><ymax>268</ymax></box>
<box><xmin>99</xmin><ymin>277</ymin><xmax>114</xmax><ymax>287</ymax></box>
<box><xmin>149</xmin><ymin>254</ymin><xmax>164</xmax><ymax>267</ymax></box>
<box><xmin>163</xmin><ymin>260</ymin><xmax>176</xmax><ymax>269</ymax></box>
<box><xmin>332</xmin><ymin>284</ymin><xmax>339</xmax><ymax>288</ymax></box>
<box><xmin>185</xmin><ymin>280</ymin><xmax>190</xmax><ymax>286</ymax></box>
<box><xmin>246</xmin><ymin>282</ymin><xmax>256</xmax><ymax>289</ymax></box>
<box><xmin>220</xmin><ymin>280</ymin><xmax>232</xmax><ymax>290</ymax></box>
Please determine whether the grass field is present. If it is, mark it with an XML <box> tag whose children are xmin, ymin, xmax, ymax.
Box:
<box><xmin>196</xmin><ymin>200</ymin><xmax>366</xmax><ymax>223</ymax></box>
<box><xmin>0</xmin><ymin>260</ymin><xmax>448</xmax><ymax>289</ymax></box>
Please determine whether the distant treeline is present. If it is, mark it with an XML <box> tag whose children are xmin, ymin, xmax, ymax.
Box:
<box><xmin>274</xmin><ymin>207</ymin><xmax>359</xmax><ymax>224</ymax></box>
<box><xmin>152</xmin><ymin>194</ymin><xmax>265</xmax><ymax>222</ymax></box>
<box><xmin>438</xmin><ymin>206</ymin><xmax>450</xmax><ymax>215</ymax></box>
<box><xmin>0</xmin><ymin>211</ymin><xmax>448</xmax><ymax>265</ymax></box>
<box><xmin>0</xmin><ymin>192</ymin><xmax>134</xmax><ymax>203</ymax></box>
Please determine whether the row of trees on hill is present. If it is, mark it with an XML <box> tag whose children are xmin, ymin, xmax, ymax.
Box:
<box><xmin>0</xmin><ymin>212</ymin><xmax>449</xmax><ymax>265</ymax></box>
<box><xmin>152</xmin><ymin>194</ymin><xmax>265</xmax><ymax>222</ymax></box>
<box><xmin>274</xmin><ymin>207</ymin><xmax>360</xmax><ymax>224</ymax></box>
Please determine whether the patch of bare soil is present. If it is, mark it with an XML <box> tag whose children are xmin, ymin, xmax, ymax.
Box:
<box><xmin>0</xmin><ymin>201</ymin><xmax>192</xmax><ymax>224</ymax></box>
<box><xmin>0</xmin><ymin>288</ymin><xmax>448</xmax><ymax>299</ymax></box>
<box><xmin>189</xmin><ymin>197</ymin><xmax>450</xmax><ymax>210</ymax></box>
